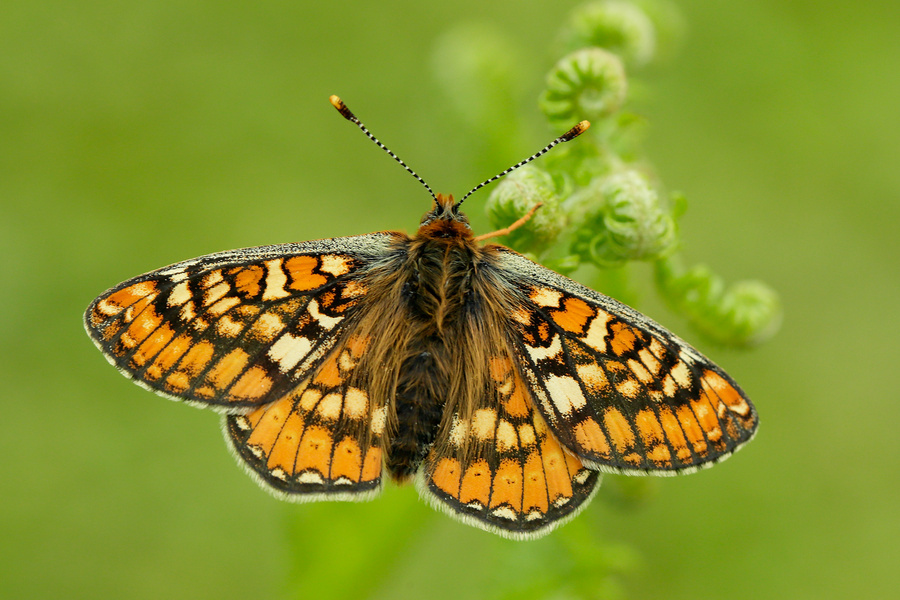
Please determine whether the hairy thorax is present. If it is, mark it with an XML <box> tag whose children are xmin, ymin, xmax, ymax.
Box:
<box><xmin>350</xmin><ymin>218</ymin><xmax>518</xmax><ymax>482</ymax></box>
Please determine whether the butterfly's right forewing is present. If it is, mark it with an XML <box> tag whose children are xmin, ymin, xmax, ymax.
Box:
<box><xmin>494</xmin><ymin>247</ymin><xmax>758</xmax><ymax>475</ymax></box>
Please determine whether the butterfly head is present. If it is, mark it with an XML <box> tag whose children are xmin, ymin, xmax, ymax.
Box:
<box><xmin>417</xmin><ymin>193</ymin><xmax>472</xmax><ymax>239</ymax></box>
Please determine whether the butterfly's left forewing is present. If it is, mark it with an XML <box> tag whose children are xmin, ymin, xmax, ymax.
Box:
<box><xmin>494</xmin><ymin>247</ymin><xmax>758</xmax><ymax>476</ymax></box>
<box><xmin>84</xmin><ymin>233</ymin><xmax>397</xmax><ymax>412</ymax></box>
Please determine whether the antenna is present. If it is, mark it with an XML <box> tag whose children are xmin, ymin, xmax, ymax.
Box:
<box><xmin>455</xmin><ymin>121</ymin><xmax>591</xmax><ymax>208</ymax></box>
<box><xmin>329</xmin><ymin>95</ymin><xmax>436</xmax><ymax>202</ymax></box>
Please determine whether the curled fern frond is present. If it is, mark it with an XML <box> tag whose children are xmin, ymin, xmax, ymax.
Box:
<box><xmin>540</xmin><ymin>48</ymin><xmax>628</xmax><ymax>131</ymax></box>
<box><xmin>485</xmin><ymin>165</ymin><xmax>566</xmax><ymax>253</ymax></box>
<box><xmin>561</xmin><ymin>0</ymin><xmax>658</xmax><ymax>67</ymax></box>
<box><xmin>568</xmin><ymin>171</ymin><xmax>677</xmax><ymax>266</ymax></box>
<box><xmin>654</xmin><ymin>255</ymin><xmax>783</xmax><ymax>346</ymax></box>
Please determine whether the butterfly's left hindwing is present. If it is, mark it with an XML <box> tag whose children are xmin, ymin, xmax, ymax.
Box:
<box><xmin>84</xmin><ymin>233</ymin><xmax>396</xmax><ymax>412</ymax></box>
<box><xmin>224</xmin><ymin>332</ymin><xmax>385</xmax><ymax>501</ymax></box>
<box><xmin>495</xmin><ymin>248</ymin><xmax>758</xmax><ymax>476</ymax></box>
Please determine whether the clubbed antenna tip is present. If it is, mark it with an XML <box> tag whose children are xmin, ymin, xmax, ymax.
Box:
<box><xmin>329</xmin><ymin>95</ymin><xmax>356</xmax><ymax>122</ymax></box>
<box><xmin>563</xmin><ymin>120</ymin><xmax>591</xmax><ymax>141</ymax></box>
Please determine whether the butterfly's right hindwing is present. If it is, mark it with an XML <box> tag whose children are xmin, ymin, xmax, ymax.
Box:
<box><xmin>418</xmin><ymin>354</ymin><xmax>600</xmax><ymax>539</ymax></box>
<box><xmin>84</xmin><ymin>232</ymin><xmax>398</xmax><ymax>412</ymax></box>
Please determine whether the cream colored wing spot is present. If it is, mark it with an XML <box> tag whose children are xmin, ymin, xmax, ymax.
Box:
<box><xmin>316</xmin><ymin>393</ymin><xmax>343</xmax><ymax>421</ymax></box>
<box><xmin>340</xmin><ymin>280</ymin><xmax>367</xmax><ymax>298</ymax></box>
<box><xmin>648</xmin><ymin>338</ymin><xmax>667</xmax><ymax>359</ymax></box>
<box><xmin>615</xmin><ymin>377</ymin><xmax>641</xmax><ymax>399</ymax></box>
<box><xmin>249</xmin><ymin>312</ymin><xmax>285</xmax><ymax>341</ymax></box>
<box><xmin>637</xmin><ymin>347</ymin><xmax>662</xmax><ymax>376</ymax></box>
<box><xmin>298</xmin><ymin>388</ymin><xmax>321</xmax><ymax>412</ymax></box>
<box><xmin>662</xmin><ymin>374</ymin><xmax>677</xmax><ymax>396</ymax></box>
<box><xmin>511</xmin><ymin>308</ymin><xmax>532</xmax><ymax>326</ymax></box>
<box><xmin>167</xmin><ymin>280</ymin><xmax>192</xmax><ymax>308</ymax></box>
<box><xmin>491</xmin><ymin>506</ymin><xmax>518</xmax><ymax>521</ymax></box>
<box><xmin>200</xmin><ymin>270</ymin><xmax>224</xmax><ymax>288</ymax></box>
<box><xmin>298</xmin><ymin>471</ymin><xmax>325</xmax><ymax>485</ymax></box>
<box><xmin>449</xmin><ymin>416</ymin><xmax>469</xmax><ymax>446</ymax></box>
<box><xmin>576</xmin><ymin>362</ymin><xmax>609</xmax><ymax>396</ymax></box>
<box><xmin>518</xmin><ymin>423</ymin><xmax>536</xmax><ymax>446</ymax></box>
<box><xmin>208</xmin><ymin>296</ymin><xmax>240</xmax><ymax>317</ymax></box>
<box><xmin>370</xmin><ymin>406</ymin><xmax>387</xmax><ymax>435</ymax></box>
<box><xmin>179</xmin><ymin>302</ymin><xmax>196</xmax><ymax>322</ymax></box>
<box><xmin>529</xmin><ymin>287</ymin><xmax>564</xmax><ymax>308</ymax></box>
<box><xmin>573</xmin><ymin>469</ymin><xmax>592</xmax><ymax>485</ymax></box>
<box><xmin>168</xmin><ymin>269</ymin><xmax>188</xmax><ymax>282</ymax></box>
<box><xmin>627</xmin><ymin>359</ymin><xmax>654</xmax><ymax>385</ymax></box>
<box><xmin>308</xmin><ymin>299</ymin><xmax>343</xmax><ymax>330</ymax></box>
<box><xmin>471</xmin><ymin>409</ymin><xmax>498</xmax><ymax>440</ymax></box>
<box><xmin>319</xmin><ymin>254</ymin><xmax>353</xmax><ymax>276</ymax></box>
<box><xmin>94</xmin><ymin>298</ymin><xmax>122</xmax><ymax>319</ymax></box>
<box><xmin>268</xmin><ymin>333</ymin><xmax>313</xmax><ymax>373</ymax></box>
<box><xmin>524</xmin><ymin>334</ymin><xmax>563</xmax><ymax>362</ymax></box>
<box><xmin>496</xmin><ymin>420</ymin><xmax>518</xmax><ymax>452</ymax></box>
<box><xmin>262</xmin><ymin>259</ymin><xmax>290</xmax><ymax>301</ymax></box>
<box><xmin>580</xmin><ymin>312</ymin><xmax>614</xmax><ymax>353</ymax></box>
<box><xmin>343</xmin><ymin>387</ymin><xmax>369</xmax><ymax>420</ymax></box>
<box><xmin>269</xmin><ymin>467</ymin><xmax>289</xmax><ymax>481</ymax></box>
<box><xmin>203</xmin><ymin>281</ymin><xmax>230</xmax><ymax>307</ymax></box>
<box><xmin>543</xmin><ymin>374</ymin><xmax>587</xmax><ymax>415</ymax></box>
<box><xmin>670</xmin><ymin>360</ymin><xmax>692</xmax><ymax>388</ymax></box>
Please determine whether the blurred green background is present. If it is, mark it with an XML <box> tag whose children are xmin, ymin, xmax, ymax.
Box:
<box><xmin>2</xmin><ymin>1</ymin><xmax>898</xmax><ymax>598</ymax></box>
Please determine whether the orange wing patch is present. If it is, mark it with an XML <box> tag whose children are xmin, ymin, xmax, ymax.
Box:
<box><xmin>420</xmin><ymin>355</ymin><xmax>600</xmax><ymax>539</ymax></box>
<box><xmin>225</xmin><ymin>334</ymin><xmax>383</xmax><ymax>499</ymax></box>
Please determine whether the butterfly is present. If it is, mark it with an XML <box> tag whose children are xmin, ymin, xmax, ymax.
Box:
<box><xmin>84</xmin><ymin>96</ymin><xmax>758</xmax><ymax>539</ymax></box>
